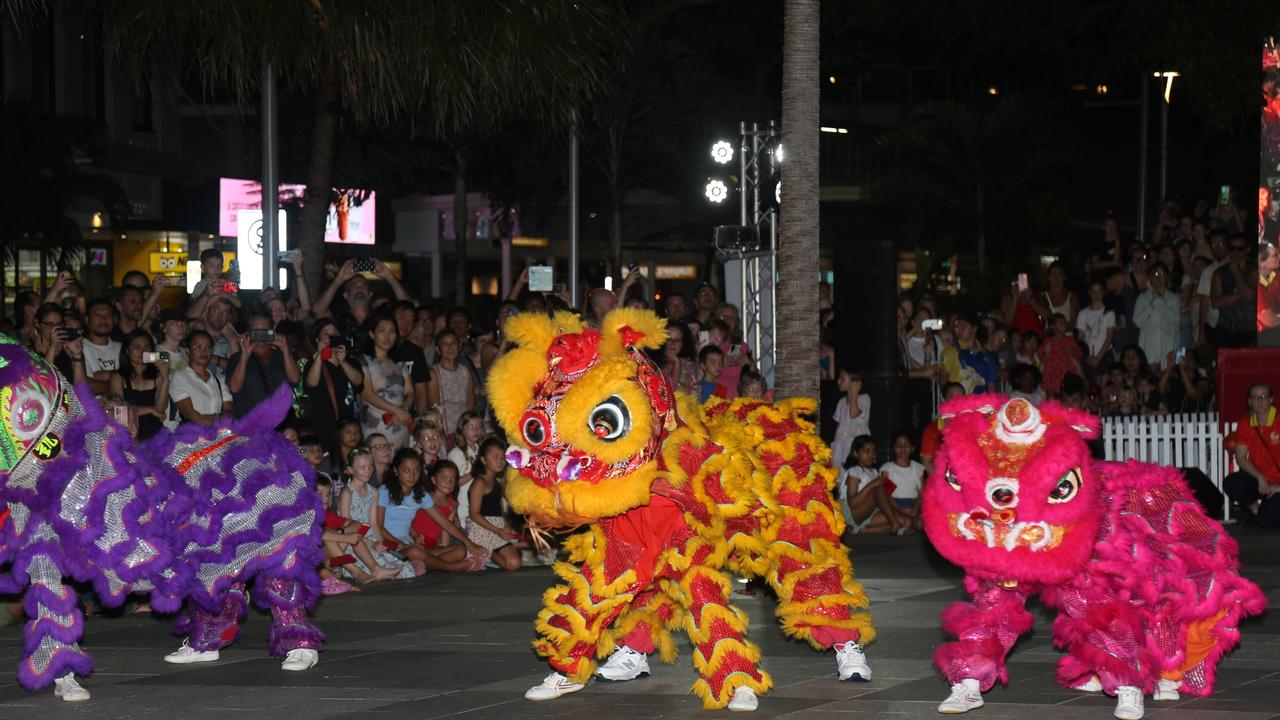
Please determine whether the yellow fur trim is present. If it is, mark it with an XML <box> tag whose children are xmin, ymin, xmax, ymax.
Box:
<box><xmin>487</xmin><ymin>347</ymin><xmax>551</xmax><ymax>443</ymax></box>
<box><xmin>692</xmin><ymin>671</ymin><xmax>773</xmax><ymax>709</ymax></box>
<box><xmin>601</xmin><ymin>307</ymin><xmax>668</xmax><ymax>353</ymax></box>
<box><xmin>554</xmin><ymin>359</ymin><xmax>655</xmax><ymax>464</ymax></box>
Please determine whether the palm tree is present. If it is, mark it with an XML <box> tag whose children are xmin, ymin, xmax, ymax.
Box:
<box><xmin>82</xmin><ymin>0</ymin><xmax>619</xmax><ymax>298</ymax></box>
<box><xmin>872</xmin><ymin>100</ymin><xmax>1078</xmax><ymax>280</ymax></box>
<box><xmin>0</xmin><ymin>102</ymin><xmax>130</xmax><ymax>294</ymax></box>
<box><xmin>775</xmin><ymin>0</ymin><xmax>820</xmax><ymax>400</ymax></box>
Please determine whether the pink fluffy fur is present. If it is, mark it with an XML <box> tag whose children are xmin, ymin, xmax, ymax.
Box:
<box><xmin>924</xmin><ymin>395</ymin><xmax>1266</xmax><ymax>698</ymax></box>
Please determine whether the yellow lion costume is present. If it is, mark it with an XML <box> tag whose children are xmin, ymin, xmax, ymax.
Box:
<box><xmin>489</xmin><ymin>308</ymin><xmax>873</xmax><ymax>709</ymax></box>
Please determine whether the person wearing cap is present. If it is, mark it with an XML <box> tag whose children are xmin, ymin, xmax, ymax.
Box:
<box><xmin>155</xmin><ymin>307</ymin><xmax>191</xmax><ymax>374</ymax></box>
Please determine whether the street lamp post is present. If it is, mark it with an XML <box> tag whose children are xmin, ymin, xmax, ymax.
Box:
<box><xmin>1154</xmin><ymin>71</ymin><xmax>1179</xmax><ymax>204</ymax></box>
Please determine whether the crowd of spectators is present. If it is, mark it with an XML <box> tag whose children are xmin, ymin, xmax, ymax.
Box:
<box><xmin>2</xmin><ymin>252</ymin><xmax>771</xmax><ymax>592</ymax></box>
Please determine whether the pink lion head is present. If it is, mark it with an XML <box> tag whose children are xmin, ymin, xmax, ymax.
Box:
<box><xmin>923</xmin><ymin>395</ymin><xmax>1102</xmax><ymax>585</ymax></box>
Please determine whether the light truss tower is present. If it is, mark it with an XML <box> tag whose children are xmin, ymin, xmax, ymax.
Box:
<box><xmin>717</xmin><ymin>121</ymin><xmax>779</xmax><ymax>386</ymax></box>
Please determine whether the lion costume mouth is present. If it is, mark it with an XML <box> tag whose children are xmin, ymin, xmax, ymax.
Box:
<box><xmin>950</xmin><ymin>511</ymin><xmax>1064</xmax><ymax>551</ymax></box>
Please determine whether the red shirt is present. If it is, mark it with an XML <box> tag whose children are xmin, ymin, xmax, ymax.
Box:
<box><xmin>1259</xmin><ymin>272</ymin><xmax>1280</xmax><ymax>331</ymax></box>
<box><xmin>1225</xmin><ymin>406</ymin><xmax>1280</xmax><ymax>486</ymax></box>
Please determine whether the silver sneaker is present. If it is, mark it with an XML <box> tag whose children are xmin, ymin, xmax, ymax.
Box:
<box><xmin>280</xmin><ymin>648</ymin><xmax>318</xmax><ymax>671</ymax></box>
<box><xmin>596</xmin><ymin>645</ymin><xmax>650</xmax><ymax>681</ymax></box>
<box><xmin>835</xmin><ymin>640</ymin><xmax>871</xmax><ymax>682</ymax></box>
<box><xmin>525</xmin><ymin>672</ymin><xmax>586</xmax><ymax>701</ymax></box>
<box><xmin>1114</xmin><ymin>686</ymin><xmax>1144</xmax><ymax>720</ymax></box>
<box><xmin>53</xmin><ymin>674</ymin><xmax>90</xmax><ymax>702</ymax></box>
<box><xmin>727</xmin><ymin>685</ymin><xmax>758</xmax><ymax>712</ymax></box>
<box><xmin>938</xmin><ymin>679</ymin><xmax>983</xmax><ymax>714</ymax></box>
<box><xmin>164</xmin><ymin>639</ymin><xmax>220</xmax><ymax>664</ymax></box>
<box><xmin>1153</xmin><ymin>678</ymin><xmax>1180</xmax><ymax>701</ymax></box>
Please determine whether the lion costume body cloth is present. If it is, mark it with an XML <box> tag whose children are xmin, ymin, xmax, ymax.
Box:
<box><xmin>924</xmin><ymin>395</ymin><xmax>1265</xmax><ymax>697</ymax></box>
<box><xmin>487</xmin><ymin>309</ymin><xmax>872</xmax><ymax>708</ymax></box>
<box><xmin>0</xmin><ymin>334</ymin><xmax>323</xmax><ymax>692</ymax></box>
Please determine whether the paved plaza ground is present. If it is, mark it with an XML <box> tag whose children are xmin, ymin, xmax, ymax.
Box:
<box><xmin>0</xmin><ymin>530</ymin><xmax>1275</xmax><ymax>720</ymax></box>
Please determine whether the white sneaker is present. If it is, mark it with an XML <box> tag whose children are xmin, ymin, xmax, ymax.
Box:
<box><xmin>1153</xmin><ymin>678</ymin><xmax>1180</xmax><ymax>701</ymax></box>
<box><xmin>525</xmin><ymin>672</ymin><xmax>586</xmax><ymax>701</ymax></box>
<box><xmin>938</xmin><ymin>679</ymin><xmax>984</xmax><ymax>714</ymax></box>
<box><xmin>596</xmin><ymin>645</ymin><xmax>650</xmax><ymax>681</ymax></box>
<box><xmin>1074</xmin><ymin>675</ymin><xmax>1103</xmax><ymax>692</ymax></box>
<box><xmin>727</xmin><ymin>686</ymin><xmax>758</xmax><ymax>712</ymax></box>
<box><xmin>280</xmin><ymin>648</ymin><xmax>319</xmax><ymax>671</ymax></box>
<box><xmin>53</xmin><ymin>674</ymin><xmax>90</xmax><ymax>703</ymax></box>
<box><xmin>164</xmin><ymin>639</ymin><xmax>220</xmax><ymax>664</ymax></box>
<box><xmin>1114</xmin><ymin>686</ymin><xmax>1144</xmax><ymax>720</ymax></box>
<box><xmin>835</xmin><ymin>640</ymin><xmax>872</xmax><ymax>682</ymax></box>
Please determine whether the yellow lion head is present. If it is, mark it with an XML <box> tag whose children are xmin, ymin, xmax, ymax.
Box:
<box><xmin>487</xmin><ymin>308</ymin><xmax>676</xmax><ymax>527</ymax></box>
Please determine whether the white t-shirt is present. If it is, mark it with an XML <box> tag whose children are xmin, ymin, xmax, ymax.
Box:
<box><xmin>879</xmin><ymin>460</ymin><xmax>926</xmax><ymax>500</ymax></box>
<box><xmin>830</xmin><ymin>394</ymin><xmax>871</xmax><ymax>468</ymax></box>
<box><xmin>169</xmin><ymin>366</ymin><xmax>232</xmax><ymax>416</ymax></box>
<box><xmin>836</xmin><ymin>465</ymin><xmax>879</xmax><ymax>528</ymax></box>
<box><xmin>1074</xmin><ymin>306</ymin><xmax>1115</xmax><ymax>357</ymax></box>
<box><xmin>81</xmin><ymin>338</ymin><xmax>121</xmax><ymax>377</ymax></box>
<box><xmin>1195</xmin><ymin>259</ymin><xmax>1225</xmax><ymax>327</ymax></box>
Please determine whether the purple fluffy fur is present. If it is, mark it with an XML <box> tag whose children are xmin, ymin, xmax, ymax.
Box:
<box><xmin>0</xmin><ymin>361</ymin><xmax>325</xmax><ymax>693</ymax></box>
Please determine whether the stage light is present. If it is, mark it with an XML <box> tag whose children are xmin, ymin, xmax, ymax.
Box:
<box><xmin>986</xmin><ymin>86</ymin><xmax>999</xmax><ymax>96</ymax></box>
<box><xmin>828</xmin><ymin>75</ymin><xmax>837</xmax><ymax>85</ymax></box>
<box><xmin>710</xmin><ymin>140</ymin><xmax>734</xmax><ymax>165</ymax></box>
<box><xmin>774</xmin><ymin>144</ymin><xmax>784</xmax><ymax>163</ymax></box>
<box><xmin>705</xmin><ymin>179</ymin><xmax>729</xmax><ymax>204</ymax></box>
<box><xmin>1096</xmin><ymin>84</ymin><xmax>1109</xmax><ymax>96</ymax></box>
<box><xmin>775</xmin><ymin>181</ymin><xmax>781</xmax><ymax>204</ymax></box>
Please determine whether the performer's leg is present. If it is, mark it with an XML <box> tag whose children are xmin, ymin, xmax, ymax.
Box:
<box><xmin>169</xmin><ymin>583</ymin><xmax>248</xmax><ymax>659</ymax></box>
<box><xmin>17</xmin><ymin>543</ymin><xmax>93</xmax><ymax>695</ymax></box>
<box><xmin>596</xmin><ymin>587</ymin><xmax>683</xmax><ymax>681</ymax></box>
<box><xmin>251</xmin><ymin>575</ymin><xmax>324</xmax><ymax>667</ymax></box>
<box><xmin>934</xmin><ymin>578</ymin><xmax>1034</xmax><ymax>714</ymax></box>
<box><xmin>674</xmin><ymin>558</ymin><xmax>771</xmax><ymax>709</ymax></box>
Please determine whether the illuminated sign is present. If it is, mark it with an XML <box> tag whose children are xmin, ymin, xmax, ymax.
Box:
<box><xmin>654</xmin><ymin>264</ymin><xmax>699</xmax><ymax>280</ymax></box>
<box><xmin>148</xmin><ymin>252</ymin><xmax>188</xmax><ymax>273</ymax></box>
<box><xmin>219</xmin><ymin>178</ymin><xmax>375</xmax><ymax>245</ymax></box>
<box><xmin>511</xmin><ymin>236</ymin><xmax>550</xmax><ymax>248</ymax></box>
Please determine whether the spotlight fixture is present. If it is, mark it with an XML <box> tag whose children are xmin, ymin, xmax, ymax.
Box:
<box><xmin>710</xmin><ymin>140</ymin><xmax>734</xmax><ymax>165</ymax></box>
<box><xmin>986</xmin><ymin>86</ymin><xmax>999</xmax><ymax>96</ymax></box>
<box><xmin>705</xmin><ymin>179</ymin><xmax>729</xmax><ymax>204</ymax></box>
<box><xmin>774</xmin><ymin>144</ymin><xmax>785</xmax><ymax>163</ymax></box>
<box><xmin>775</xmin><ymin>181</ymin><xmax>781</xmax><ymax>204</ymax></box>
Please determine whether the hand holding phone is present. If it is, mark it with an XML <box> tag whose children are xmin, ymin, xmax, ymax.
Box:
<box><xmin>1016</xmin><ymin>273</ymin><xmax>1029</xmax><ymax>293</ymax></box>
<box><xmin>353</xmin><ymin>258</ymin><xmax>376</xmax><ymax>274</ymax></box>
<box><xmin>529</xmin><ymin>265</ymin><xmax>553</xmax><ymax>293</ymax></box>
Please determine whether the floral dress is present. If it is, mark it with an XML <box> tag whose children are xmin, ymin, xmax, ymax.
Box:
<box><xmin>361</xmin><ymin>353</ymin><xmax>411</xmax><ymax>450</ymax></box>
<box><xmin>345</xmin><ymin>483</ymin><xmax>415</xmax><ymax>580</ymax></box>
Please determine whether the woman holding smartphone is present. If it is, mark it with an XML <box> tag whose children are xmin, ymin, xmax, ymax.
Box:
<box><xmin>109</xmin><ymin>330</ymin><xmax>170</xmax><ymax>441</ymax></box>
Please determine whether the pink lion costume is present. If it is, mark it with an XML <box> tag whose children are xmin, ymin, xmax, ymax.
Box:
<box><xmin>924</xmin><ymin>395</ymin><xmax>1265</xmax><ymax>720</ymax></box>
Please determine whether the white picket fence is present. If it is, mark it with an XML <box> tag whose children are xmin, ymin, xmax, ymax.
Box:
<box><xmin>1102</xmin><ymin>413</ymin><xmax>1236</xmax><ymax>522</ymax></box>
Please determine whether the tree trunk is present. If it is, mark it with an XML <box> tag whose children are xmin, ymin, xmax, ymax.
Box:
<box><xmin>975</xmin><ymin>187</ymin><xmax>987</xmax><ymax>280</ymax></box>
<box><xmin>776</xmin><ymin>0</ymin><xmax>820</xmax><ymax>400</ymax></box>
<box><xmin>298</xmin><ymin>76</ymin><xmax>339</xmax><ymax>300</ymax></box>
<box><xmin>452</xmin><ymin>152</ymin><xmax>469</xmax><ymax>306</ymax></box>
<box><xmin>609</xmin><ymin>180</ymin><xmax>623</xmax><ymax>288</ymax></box>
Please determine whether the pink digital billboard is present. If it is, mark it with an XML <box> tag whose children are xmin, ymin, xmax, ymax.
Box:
<box><xmin>218</xmin><ymin>178</ymin><xmax>375</xmax><ymax>245</ymax></box>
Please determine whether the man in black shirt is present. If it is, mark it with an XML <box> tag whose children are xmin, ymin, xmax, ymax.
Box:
<box><xmin>227</xmin><ymin>313</ymin><xmax>300</xmax><ymax>419</ymax></box>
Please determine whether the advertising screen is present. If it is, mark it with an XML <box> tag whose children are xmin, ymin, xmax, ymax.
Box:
<box><xmin>219</xmin><ymin>178</ymin><xmax>375</xmax><ymax>245</ymax></box>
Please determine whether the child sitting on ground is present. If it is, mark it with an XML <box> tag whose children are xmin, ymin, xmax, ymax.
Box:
<box><xmin>838</xmin><ymin>435</ymin><xmax>914</xmax><ymax>541</ymax></box>
<box><xmin>413</xmin><ymin>418</ymin><xmax>448</xmax><ymax>463</ymax></box>
<box><xmin>337</xmin><ymin>448</ymin><xmax>421</xmax><ymax>579</ymax></box>
<box><xmin>301</xmin><ymin>434</ymin><xmax>337</xmax><ymax>506</ymax></box>
<box><xmin>316</xmin><ymin>475</ymin><xmax>402</xmax><ymax>587</ymax></box>
<box><xmin>408</xmin><ymin>460</ymin><xmax>483</xmax><ymax>572</ymax></box>
<box><xmin>879</xmin><ymin>430</ymin><xmax>927</xmax><ymax>531</ymax></box>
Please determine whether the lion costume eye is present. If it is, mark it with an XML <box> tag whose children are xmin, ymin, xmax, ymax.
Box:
<box><xmin>1048</xmin><ymin>468</ymin><xmax>1082</xmax><ymax>504</ymax></box>
<box><xmin>945</xmin><ymin>467</ymin><xmax>961</xmax><ymax>492</ymax></box>
<box><xmin>588</xmin><ymin>396</ymin><xmax>630</xmax><ymax>441</ymax></box>
<box><xmin>520</xmin><ymin>411</ymin><xmax>550</xmax><ymax>449</ymax></box>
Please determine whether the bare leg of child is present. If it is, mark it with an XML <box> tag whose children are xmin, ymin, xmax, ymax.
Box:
<box><xmin>349</xmin><ymin>540</ymin><xmax>400</xmax><ymax>581</ymax></box>
<box><xmin>872</xmin><ymin>487</ymin><xmax>912</xmax><ymax>533</ymax></box>
<box><xmin>420</xmin><ymin>544</ymin><xmax>473</xmax><ymax>572</ymax></box>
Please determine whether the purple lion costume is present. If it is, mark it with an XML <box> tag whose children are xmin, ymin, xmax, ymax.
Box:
<box><xmin>0</xmin><ymin>334</ymin><xmax>323</xmax><ymax>701</ymax></box>
<box><xmin>923</xmin><ymin>395</ymin><xmax>1266</xmax><ymax>719</ymax></box>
